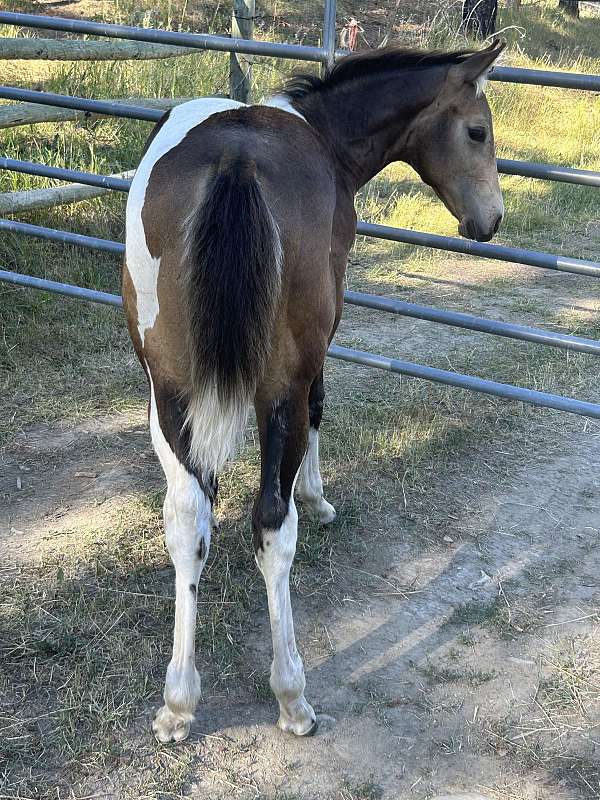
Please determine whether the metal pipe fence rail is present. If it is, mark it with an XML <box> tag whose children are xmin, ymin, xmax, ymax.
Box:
<box><xmin>2</xmin><ymin>218</ymin><xmax>600</xmax><ymax>421</ymax></box>
<box><xmin>2</xmin><ymin>214</ymin><xmax>600</xmax><ymax>357</ymax></box>
<box><xmin>2</xmin><ymin>86</ymin><xmax>600</xmax><ymax>188</ymax></box>
<box><xmin>2</xmin><ymin>10</ymin><xmax>600</xmax><ymax>91</ymax></box>
<box><xmin>0</xmin><ymin>5</ymin><xmax>599</xmax><ymax>420</ymax></box>
<box><xmin>4</xmin><ymin>260</ymin><xmax>600</xmax><ymax>421</ymax></box>
<box><xmin>0</xmin><ymin>11</ymin><xmax>329</xmax><ymax>63</ymax></box>
<box><xmin>2</xmin><ymin>156</ymin><xmax>599</xmax><ymax>278</ymax></box>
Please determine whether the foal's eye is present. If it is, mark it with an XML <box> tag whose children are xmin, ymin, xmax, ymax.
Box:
<box><xmin>468</xmin><ymin>127</ymin><xmax>487</xmax><ymax>143</ymax></box>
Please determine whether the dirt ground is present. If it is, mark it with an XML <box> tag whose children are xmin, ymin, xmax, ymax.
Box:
<box><xmin>3</xmin><ymin>249</ymin><xmax>600</xmax><ymax>799</ymax></box>
<box><xmin>1</xmin><ymin>0</ymin><xmax>600</xmax><ymax>794</ymax></box>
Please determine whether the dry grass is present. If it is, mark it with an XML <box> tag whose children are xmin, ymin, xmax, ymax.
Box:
<box><xmin>1</xmin><ymin>0</ymin><xmax>600</xmax><ymax>798</ymax></box>
<box><xmin>478</xmin><ymin>634</ymin><xmax>600</xmax><ymax>797</ymax></box>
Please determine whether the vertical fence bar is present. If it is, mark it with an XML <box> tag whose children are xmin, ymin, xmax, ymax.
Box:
<box><xmin>322</xmin><ymin>0</ymin><xmax>336</xmax><ymax>74</ymax></box>
<box><xmin>230</xmin><ymin>0</ymin><xmax>255</xmax><ymax>102</ymax></box>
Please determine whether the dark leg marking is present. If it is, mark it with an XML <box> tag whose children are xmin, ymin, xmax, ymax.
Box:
<box><xmin>152</xmin><ymin>381</ymin><xmax>217</xmax><ymax>504</ymax></box>
<box><xmin>252</xmin><ymin>399</ymin><xmax>289</xmax><ymax>553</ymax></box>
<box><xmin>308</xmin><ymin>369</ymin><xmax>325</xmax><ymax>431</ymax></box>
<box><xmin>253</xmin><ymin>384</ymin><xmax>315</xmax><ymax>736</ymax></box>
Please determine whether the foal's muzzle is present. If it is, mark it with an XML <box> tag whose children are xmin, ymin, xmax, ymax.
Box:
<box><xmin>459</xmin><ymin>213</ymin><xmax>503</xmax><ymax>242</ymax></box>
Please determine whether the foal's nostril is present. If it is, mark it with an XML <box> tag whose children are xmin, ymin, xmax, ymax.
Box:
<box><xmin>465</xmin><ymin>219</ymin><xmax>478</xmax><ymax>240</ymax></box>
<box><xmin>492</xmin><ymin>214</ymin><xmax>503</xmax><ymax>235</ymax></box>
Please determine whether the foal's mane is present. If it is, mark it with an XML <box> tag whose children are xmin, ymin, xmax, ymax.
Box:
<box><xmin>283</xmin><ymin>45</ymin><xmax>477</xmax><ymax>99</ymax></box>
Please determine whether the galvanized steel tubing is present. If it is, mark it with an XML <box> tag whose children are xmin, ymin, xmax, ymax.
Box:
<box><xmin>322</xmin><ymin>0</ymin><xmax>337</xmax><ymax>71</ymax></box>
<box><xmin>1</xmin><ymin>87</ymin><xmax>599</xmax><ymax>188</ymax></box>
<box><xmin>356</xmin><ymin>222</ymin><xmax>600</xmax><ymax>278</ymax></box>
<box><xmin>0</xmin><ymin>157</ymin><xmax>132</xmax><ymax>191</ymax></box>
<box><xmin>0</xmin><ymin>11</ymin><xmax>328</xmax><ymax>62</ymax></box>
<box><xmin>8</xmin><ymin>155</ymin><xmax>600</xmax><ymax>202</ymax></box>
<box><xmin>0</xmin><ymin>268</ymin><xmax>123</xmax><ymax>307</ymax></box>
<box><xmin>2</xmin><ymin>219</ymin><xmax>600</xmax><ymax>358</ymax></box>
<box><xmin>0</xmin><ymin>86</ymin><xmax>164</xmax><ymax>122</ymax></box>
<box><xmin>2</xmin><ymin>11</ymin><xmax>600</xmax><ymax>90</ymax></box>
<box><xmin>0</xmin><ymin>155</ymin><xmax>598</xmax><ymax>276</ymax></box>
<box><xmin>0</xmin><ymin>154</ymin><xmax>599</xmax><ymax>277</ymax></box>
<box><xmin>343</xmin><ymin>291</ymin><xmax>600</xmax><ymax>356</ymax></box>
<box><xmin>327</xmin><ymin>345</ymin><xmax>600</xmax><ymax>420</ymax></box>
<box><xmin>1</xmin><ymin>253</ymin><xmax>599</xmax><ymax>419</ymax></box>
<box><xmin>0</xmin><ymin>219</ymin><xmax>124</xmax><ymax>253</ymax></box>
<box><xmin>490</xmin><ymin>65</ymin><xmax>600</xmax><ymax>91</ymax></box>
<box><xmin>496</xmin><ymin>158</ymin><xmax>600</xmax><ymax>188</ymax></box>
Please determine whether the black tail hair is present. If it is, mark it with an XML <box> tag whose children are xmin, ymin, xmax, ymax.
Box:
<box><xmin>185</xmin><ymin>152</ymin><xmax>282</xmax><ymax>415</ymax></box>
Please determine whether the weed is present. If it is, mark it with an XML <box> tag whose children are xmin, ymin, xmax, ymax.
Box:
<box><xmin>418</xmin><ymin>661</ymin><xmax>497</xmax><ymax>686</ymax></box>
<box><xmin>340</xmin><ymin>776</ymin><xmax>384</xmax><ymax>800</ymax></box>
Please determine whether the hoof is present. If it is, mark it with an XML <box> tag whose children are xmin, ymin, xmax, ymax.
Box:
<box><xmin>317</xmin><ymin>500</ymin><xmax>336</xmax><ymax>525</ymax></box>
<box><xmin>278</xmin><ymin>714</ymin><xmax>318</xmax><ymax>737</ymax></box>
<box><xmin>277</xmin><ymin>697</ymin><xmax>317</xmax><ymax>737</ymax></box>
<box><xmin>152</xmin><ymin>705</ymin><xmax>193</xmax><ymax>744</ymax></box>
<box><xmin>298</xmin><ymin>495</ymin><xmax>336</xmax><ymax>525</ymax></box>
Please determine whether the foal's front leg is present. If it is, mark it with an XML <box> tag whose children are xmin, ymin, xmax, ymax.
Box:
<box><xmin>148</xmin><ymin>379</ymin><xmax>213</xmax><ymax>743</ymax></box>
<box><xmin>296</xmin><ymin>369</ymin><xmax>336</xmax><ymax>524</ymax></box>
<box><xmin>253</xmin><ymin>390</ymin><xmax>317</xmax><ymax>736</ymax></box>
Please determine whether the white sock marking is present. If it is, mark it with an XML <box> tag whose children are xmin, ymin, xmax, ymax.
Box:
<box><xmin>296</xmin><ymin>428</ymin><xmax>336</xmax><ymax>524</ymax></box>
<box><xmin>256</xmin><ymin>475</ymin><xmax>315</xmax><ymax>734</ymax></box>
<box><xmin>147</xmin><ymin>367</ymin><xmax>213</xmax><ymax>739</ymax></box>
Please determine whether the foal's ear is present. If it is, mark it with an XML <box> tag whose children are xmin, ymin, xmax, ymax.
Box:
<box><xmin>449</xmin><ymin>39</ymin><xmax>507</xmax><ymax>93</ymax></box>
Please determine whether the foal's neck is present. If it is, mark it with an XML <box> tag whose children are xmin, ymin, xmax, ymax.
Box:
<box><xmin>290</xmin><ymin>67</ymin><xmax>446</xmax><ymax>193</ymax></box>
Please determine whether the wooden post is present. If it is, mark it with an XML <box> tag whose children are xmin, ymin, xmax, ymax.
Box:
<box><xmin>559</xmin><ymin>0</ymin><xmax>579</xmax><ymax>17</ymax></box>
<box><xmin>462</xmin><ymin>0</ymin><xmax>498</xmax><ymax>37</ymax></box>
<box><xmin>230</xmin><ymin>0</ymin><xmax>254</xmax><ymax>103</ymax></box>
<box><xmin>0</xmin><ymin>170</ymin><xmax>136</xmax><ymax>215</ymax></box>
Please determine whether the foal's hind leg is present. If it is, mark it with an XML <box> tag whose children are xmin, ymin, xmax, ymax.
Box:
<box><xmin>253</xmin><ymin>384</ymin><xmax>317</xmax><ymax>736</ymax></box>
<box><xmin>147</xmin><ymin>372</ymin><xmax>213</xmax><ymax>743</ymax></box>
<box><xmin>296</xmin><ymin>369</ymin><xmax>336</xmax><ymax>524</ymax></box>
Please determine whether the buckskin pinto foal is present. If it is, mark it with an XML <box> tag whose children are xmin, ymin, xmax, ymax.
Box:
<box><xmin>123</xmin><ymin>39</ymin><xmax>506</xmax><ymax>743</ymax></box>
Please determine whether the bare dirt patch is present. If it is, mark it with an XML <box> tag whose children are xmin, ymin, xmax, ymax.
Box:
<box><xmin>3</xmin><ymin>281</ymin><xmax>600</xmax><ymax>799</ymax></box>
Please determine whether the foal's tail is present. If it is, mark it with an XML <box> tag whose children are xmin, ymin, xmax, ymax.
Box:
<box><xmin>184</xmin><ymin>152</ymin><xmax>282</xmax><ymax>476</ymax></box>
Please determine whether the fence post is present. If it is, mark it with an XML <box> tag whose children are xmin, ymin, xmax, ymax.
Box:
<box><xmin>230</xmin><ymin>0</ymin><xmax>254</xmax><ymax>103</ymax></box>
<box><xmin>461</xmin><ymin>0</ymin><xmax>498</xmax><ymax>37</ymax></box>
<box><xmin>558</xmin><ymin>0</ymin><xmax>579</xmax><ymax>17</ymax></box>
<box><xmin>322</xmin><ymin>0</ymin><xmax>336</xmax><ymax>76</ymax></box>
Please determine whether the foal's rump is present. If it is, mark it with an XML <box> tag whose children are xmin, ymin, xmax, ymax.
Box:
<box><xmin>123</xmin><ymin>99</ymin><xmax>336</xmax><ymax>477</ymax></box>
<box><xmin>182</xmin><ymin>148</ymin><xmax>283</xmax><ymax>476</ymax></box>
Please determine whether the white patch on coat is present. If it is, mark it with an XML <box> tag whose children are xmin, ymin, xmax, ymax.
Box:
<box><xmin>256</xmin><ymin>472</ymin><xmax>316</xmax><ymax>735</ymax></box>
<box><xmin>263</xmin><ymin>94</ymin><xmax>309</xmax><ymax>123</ymax></box>
<box><xmin>296</xmin><ymin>427</ymin><xmax>336</xmax><ymax>523</ymax></box>
<box><xmin>125</xmin><ymin>98</ymin><xmax>243</xmax><ymax>346</ymax></box>
<box><xmin>147</xmin><ymin>365</ymin><xmax>213</xmax><ymax>743</ymax></box>
<box><xmin>185</xmin><ymin>386</ymin><xmax>251</xmax><ymax>479</ymax></box>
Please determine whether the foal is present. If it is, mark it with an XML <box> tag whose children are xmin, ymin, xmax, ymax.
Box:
<box><xmin>123</xmin><ymin>39</ymin><xmax>505</xmax><ymax>743</ymax></box>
